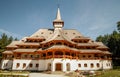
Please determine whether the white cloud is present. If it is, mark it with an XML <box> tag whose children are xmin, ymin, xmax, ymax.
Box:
<box><xmin>0</xmin><ymin>28</ymin><xmax>23</xmax><ymax>39</ymax></box>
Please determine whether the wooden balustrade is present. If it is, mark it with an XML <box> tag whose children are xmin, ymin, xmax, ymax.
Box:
<box><xmin>12</xmin><ymin>55</ymin><xmax>112</xmax><ymax>60</ymax></box>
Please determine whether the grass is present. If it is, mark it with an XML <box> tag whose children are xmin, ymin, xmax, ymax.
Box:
<box><xmin>84</xmin><ymin>69</ymin><xmax>120</xmax><ymax>77</ymax></box>
<box><xmin>0</xmin><ymin>69</ymin><xmax>120</xmax><ymax>77</ymax></box>
<box><xmin>0</xmin><ymin>75</ymin><xmax>27</xmax><ymax>77</ymax></box>
<box><xmin>95</xmin><ymin>70</ymin><xmax>120</xmax><ymax>77</ymax></box>
<box><xmin>0</xmin><ymin>70</ymin><xmax>29</xmax><ymax>77</ymax></box>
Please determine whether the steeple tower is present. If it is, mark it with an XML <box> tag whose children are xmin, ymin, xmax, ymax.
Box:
<box><xmin>53</xmin><ymin>8</ymin><xmax>64</xmax><ymax>28</ymax></box>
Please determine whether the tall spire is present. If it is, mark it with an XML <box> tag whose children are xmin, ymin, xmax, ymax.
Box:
<box><xmin>53</xmin><ymin>8</ymin><xmax>64</xmax><ymax>28</ymax></box>
<box><xmin>56</xmin><ymin>8</ymin><xmax>61</xmax><ymax>20</ymax></box>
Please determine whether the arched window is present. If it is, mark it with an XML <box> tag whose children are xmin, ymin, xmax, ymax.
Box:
<box><xmin>16</xmin><ymin>63</ymin><xmax>20</xmax><ymax>68</ymax></box>
<box><xmin>88</xmin><ymin>55</ymin><xmax>91</xmax><ymax>58</ymax></box>
<box><xmin>29</xmin><ymin>63</ymin><xmax>33</xmax><ymax>68</ymax></box>
<box><xmin>96</xmin><ymin>63</ymin><xmax>100</xmax><ymax>68</ymax></box>
<box><xmin>47</xmin><ymin>63</ymin><xmax>51</xmax><ymax>71</ymax></box>
<box><xmin>36</xmin><ymin>54</ymin><xmax>40</xmax><ymax>58</ymax></box>
<box><xmin>64</xmin><ymin>43</ymin><xmax>68</xmax><ymax>46</ymax></box>
<box><xmin>55</xmin><ymin>51</ymin><xmax>63</xmax><ymax>55</ymax></box>
<box><xmin>65</xmin><ymin>52</ymin><xmax>70</xmax><ymax>55</ymax></box>
<box><xmin>106</xmin><ymin>63</ymin><xmax>109</xmax><ymax>67</ymax></box>
<box><xmin>36</xmin><ymin>64</ymin><xmax>39</xmax><ymax>68</ymax></box>
<box><xmin>66</xmin><ymin>63</ymin><xmax>70</xmax><ymax>71</ymax></box>
<box><xmin>73</xmin><ymin>33</ymin><xmax>75</xmax><ymax>35</ymax></box>
<box><xmin>78</xmin><ymin>64</ymin><xmax>81</xmax><ymax>67</ymax></box>
<box><xmin>50</xmin><ymin>42</ymin><xmax>54</xmax><ymax>46</ymax></box>
<box><xmin>23</xmin><ymin>63</ymin><xmax>26</xmax><ymax>68</ymax></box>
<box><xmin>84</xmin><ymin>63</ymin><xmax>87</xmax><ymax>67</ymax></box>
<box><xmin>24</xmin><ymin>54</ymin><xmax>27</xmax><ymax>58</ymax></box>
<box><xmin>109</xmin><ymin>63</ymin><xmax>111</xmax><ymax>66</ymax></box>
<box><xmin>30</xmin><ymin>54</ymin><xmax>33</xmax><ymax>58</ymax></box>
<box><xmin>56</xmin><ymin>42</ymin><xmax>62</xmax><ymax>45</ymax></box>
<box><xmin>48</xmin><ymin>52</ymin><xmax>52</xmax><ymax>56</ymax></box>
<box><xmin>4</xmin><ymin>63</ymin><xmax>8</xmax><ymax>67</ymax></box>
<box><xmin>83</xmin><ymin>55</ymin><xmax>86</xmax><ymax>58</ymax></box>
<box><xmin>90</xmin><ymin>63</ymin><xmax>94</xmax><ymax>68</ymax></box>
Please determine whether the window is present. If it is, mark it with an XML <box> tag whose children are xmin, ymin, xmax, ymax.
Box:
<box><xmin>36</xmin><ymin>55</ymin><xmax>40</xmax><ymax>58</ymax></box>
<box><xmin>84</xmin><ymin>63</ymin><xmax>87</xmax><ymax>67</ymax></box>
<box><xmin>88</xmin><ymin>55</ymin><xmax>91</xmax><ymax>58</ymax></box>
<box><xmin>29</xmin><ymin>63</ymin><xmax>33</xmax><ymax>68</ymax></box>
<box><xmin>96</xmin><ymin>63</ymin><xmax>100</xmax><ymax>68</ymax></box>
<box><xmin>73</xmin><ymin>33</ymin><xmax>75</xmax><ymax>35</ymax></box>
<box><xmin>50</xmin><ymin>43</ymin><xmax>54</xmax><ymax>46</ymax></box>
<box><xmin>23</xmin><ymin>63</ymin><xmax>26</xmax><ymax>68</ymax></box>
<box><xmin>36</xmin><ymin>64</ymin><xmax>39</xmax><ymax>68</ymax></box>
<box><xmin>24</xmin><ymin>54</ymin><xmax>27</xmax><ymax>58</ymax></box>
<box><xmin>50</xmin><ymin>32</ymin><xmax>52</xmax><ymax>34</ymax></box>
<box><xmin>26</xmin><ymin>46</ymin><xmax>29</xmax><ymax>48</ymax></box>
<box><xmin>48</xmin><ymin>52</ymin><xmax>52</xmax><ymax>56</ymax></box>
<box><xmin>41</xmin><ymin>32</ymin><xmax>44</xmax><ymax>34</ymax></box>
<box><xmin>106</xmin><ymin>63</ymin><xmax>108</xmax><ymax>66</ymax></box>
<box><xmin>57</xmin><ymin>35</ymin><xmax>60</xmax><ymax>37</ymax></box>
<box><xmin>16</xmin><ymin>63</ymin><xmax>20</xmax><ymax>68</ymax></box>
<box><xmin>56</xmin><ymin>42</ymin><xmax>62</xmax><ymax>45</ymax></box>
<box><xmin>109</xmin><ymin>63</ymin><xmax>111</xmax><ymax>66</ymax></box>
<box><xmin>30</xmin><ymin>55</ymin><xmax>33</xmax><ymax>58</ymax></box>
<box><xmin>78</xmin><ymin>64</ymin><xmax>81</xmax><ymax>67</ymax></box>
<box><xmin>83</xmin><ymin>55</ymin><xmax>86</xmax><ymax>58</ymax></box>
<box><xmin>90</xmin><ymin>63</ymin><xmax>94</xmax><ymax>68</ymax></box>
<box><xmin>4</xmin><ymin>63</ymin><xmax>8</xmax><ymax>67</ymax></box>
<box><xmin>65</xmin><ymin>33</ymin><xmax>67</xmax><ymax>34</ymax></box>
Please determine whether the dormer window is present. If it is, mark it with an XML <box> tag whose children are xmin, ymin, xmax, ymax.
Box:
<box><xmin>41</xmin><ymin>32</ymin><xmax>44</xmax><ymax>34</ymax></box>
<box><xmin>58</xmin><ymin>35</ymin><xmax>60</xmax><ymax>37</ymax></box>
<box><xmin>73</xmin><ymin>33</ymin><xmax>75</xmax><ymax>35</ymax></box>
<box><xmin>50</xmin><ymin>32</ymin><xmax>52</xmax><ymax>34</ymax></box>
<box><xmin>36</xmin><ymin>35</ymin><xmax>39</xmax><ymax>37</ymax></box>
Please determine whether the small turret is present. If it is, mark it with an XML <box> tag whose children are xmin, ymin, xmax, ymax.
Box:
<box><xmin>53</xmin><ymin>8</ymin><xmax>64</xmax><ymax>28</ymax></box>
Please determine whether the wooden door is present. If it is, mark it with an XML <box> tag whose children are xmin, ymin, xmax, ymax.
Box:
<box><xmin>56</xmin><ymin>63</ymin><xmax>62</xmax><ymax>71</ymax></box>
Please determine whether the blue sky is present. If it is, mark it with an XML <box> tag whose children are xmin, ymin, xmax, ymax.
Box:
<box><xmin>0</xmin><ymin>0</ymin><xmax>120</xmax><ymax>40</ymax></box>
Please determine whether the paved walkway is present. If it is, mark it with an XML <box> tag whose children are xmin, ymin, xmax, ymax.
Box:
<box><xmin>29</xmin><ymin>73</ymin><xmax>69</xmax><ymax>77</ymax></box>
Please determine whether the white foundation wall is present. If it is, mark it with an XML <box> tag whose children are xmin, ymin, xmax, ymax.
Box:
<box><xmin>47</xmin><ymin>59</ymin><xmax>112</xmax><ymax>71</ymax></box>
<box><xmin>1</xmin><ymin>59</ymin><xmax>112</xmax><ymax>71</ymax></box>
<box><xmin>102</xmin><ymin>60</ymin><xmax>112</xmax><ymax>69</ymax></box>
<box><xmin>12</xmin><ymin>59</ymin><xmax>46</xmax><ymax>71</ymax></box>
<box><xmin>77</xmin><ymin>60</ymin><xmax>101</xmax><ymax>70</ymax></box>
<box><xmin>1</xmin><ymin>60</ymin><xmax>13</xmax><ymax>70</ymax></box>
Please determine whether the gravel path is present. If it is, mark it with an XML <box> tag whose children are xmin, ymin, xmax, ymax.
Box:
<box><xmin>29</xmin><ymin>73</ymin><xmax>69</xmax><ymax>77</ymax></box>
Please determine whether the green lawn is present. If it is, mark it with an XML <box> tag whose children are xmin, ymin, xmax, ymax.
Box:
<box><xmin>0</xmin><ymin>75</ymin><xmax>27</xmax><ymax>77</ymax></box>
<box><xmin>94</xmin><ymin>70</ymin><xmax>120</xmax><ymax>77</ymax></box>
<box><xmin>0</xmin><ymin>71</ymin><xmax>29</xmax><ymax>77</ymax></box>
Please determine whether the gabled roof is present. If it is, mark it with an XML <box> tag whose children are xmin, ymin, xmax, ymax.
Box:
<box><xmin>17</xmin><ymin>42</ymin><xmax>40</xmax><ymax>46</ymax></box>
<box><xmin>42</xmin><ymin>45</ymin><xmax>79</xmax><ymax>51</ymax></box>
<box><xmin>14</xmin><ymin>49</ymin><xmax>37</xmax><ymax>52</ymax></box>
<box><xmin>77</xmin><ymin>43</ymin><xmax>98</xmax><ymax>47</ymax></box>
<box><xmin>2</xmin><ymin>51</ymin><xmax>13</xmax><ymax>54</ymax></box>
<box><xmin>41</xmin><ymin>28</ymin><xmax>75</xmax><ymax>44</ymax></box>
<box><xmin>95</xmin><ymin>42</ymin><xmax>109</xmax><ymax>49</ymax></box>
<box><xmin>6</xmin><ymin>41</ymin><xmax>20</xmax><ymax>48</ymax></box>
<box><xmin>80</xmin><ymin>49</ymin><xmax>102</xmax><ymax>54</ymax></box>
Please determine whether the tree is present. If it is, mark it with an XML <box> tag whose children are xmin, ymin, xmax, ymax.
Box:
<box><xmin>117</xmin><ymin>21</ymin><xmax>120</xmax><ymax>32</ymax></box>
<box><xmin>0</xmin><ymin>33</ymin><xmax>9</xmax><ymax>52</ymax></box>
<box><xmin>14</xmin><ymin>37</ymin><xmax>19</xmax><ymax>41</ymax></box>
<box><xmin>96</xmin><ymin>34</ymin><xmax>110</xmax><ymax>45</ymax></box>
<box><xmin>96</xmin><ymin>22</ymin><xmax>120</xmax><ymax>66</ymax></box>
<box><xmin>0</xmin><ymin>33</ymin><xmax>18</xmax><ymax>56</ymax></box>
<box><xmin>0</xmin><ymin>33</ymin><xmax>19</xmax><ymax>58</ymax></box>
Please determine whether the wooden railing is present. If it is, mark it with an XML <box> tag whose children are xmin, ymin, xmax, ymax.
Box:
<box><xmin>13</xmin><ymin>56</ymin><xmax>112</xmax><ymax>60</ymax></box>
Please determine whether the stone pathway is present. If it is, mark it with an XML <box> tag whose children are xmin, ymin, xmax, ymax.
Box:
<box><xmin>29</xmin><ymin>73</ymin><xmax>69</xmax><ymax>77</ymax></box>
